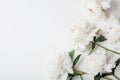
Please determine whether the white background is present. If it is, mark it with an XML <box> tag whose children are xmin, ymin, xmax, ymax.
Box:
<box><xmin>0</xmin><ymin>0</ymin><xmax>120</xmax><ymax>80</ymax></box>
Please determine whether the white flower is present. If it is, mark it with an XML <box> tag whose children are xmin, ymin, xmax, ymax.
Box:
<box><xmin>74</xmin><ymin>48</ymin><xmax>106</xmax><ymax>79</ymax></box>
<box><xmin>102</xmin><ymin>52</ymin><xmax>120</xmax><ymax>73</ymax></box>
<box><xmin>70</xmin><ymin>21</ymin><xmax>99</xmax><ymax>50</ymax></box>
<box><xmin>101</xmin><ymin>15</ymin><xmax>120</xmax><ymax>42</ymax></box>
<box><xmin>49</xmin><ymin>52</ymin><xmax>73</xmax><ymax>80</ymax></box>
<box><xmin>79</xmin><ymin>0</ymin><xmax>106</xmax><ymax>23</ymax></box>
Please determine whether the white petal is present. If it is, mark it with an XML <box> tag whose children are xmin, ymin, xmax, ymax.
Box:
<box><xmin>101</xmin><ymin>1</ymin><xmax>111</xmax><ymax>10</ymax></box>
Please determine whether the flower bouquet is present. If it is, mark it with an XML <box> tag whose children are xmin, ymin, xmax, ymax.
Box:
<box><xmin>49</xmin><ymin>0</ymin><xmax>120</xmax><ymax>80</ymax></box>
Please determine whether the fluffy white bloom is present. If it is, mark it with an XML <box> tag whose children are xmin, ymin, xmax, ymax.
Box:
<box><xmin>75</xmin><ymin>48</ymin><xmax>106</xmax><ymax>80</ymax></box>
<box><xmin>69</xmin><ymin>0</ymin><xmax>120</xmax><ymax>79</ymax></box>
<box><xmin>98</xmin><ymin>15</ymin><xmax>120</xmax><ymax>74</ymax></box>
<box><xmin>70</xmin><ymin>21</ymin><xmax>99</xmax><ymax>51</ymax></box>
<box><xmin>49</xmin><ymin>52</ymin><xmax>73</xmax><ymax>80</ymax></box>
<box><xmin>101</xmin><ymin>15</ymin><xmax>120</xmax><ymax>42</ymax></box>
<box><xmin>79</xmin><ymin>0</ymin><xmax>107</xmax><ymax>23</ymax></box>
<box><xmin>102</xmin><ymin>53</ymin><xmax>119</xmax><ymax>73</ymax></box>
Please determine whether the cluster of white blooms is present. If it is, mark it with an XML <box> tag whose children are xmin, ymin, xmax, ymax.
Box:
<box><xmin>69</xmin><ymin>0</ymin><xmax>120</xmax><ymax>79</ymax></box>
<box><xmin>49</xmin><ymin>52</ymin><xmax>73</xmax><ymax>80</ymax></box>
<box><xmin>50</xmin><ymin>0</ymin><xmax>120</xmax><ymax>80</ymax></box>
<box><xmin>75</xmin><ymin>48</ymin><xmax>106</xmax><ymax>80</ymax></box>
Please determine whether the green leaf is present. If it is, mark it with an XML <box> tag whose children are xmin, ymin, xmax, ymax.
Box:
<box><xmin>89</xmin><ymin>42</ymin><xmax>96</xmax><ymax>55</ymax></box>
<box><xmin>94</xmin><ymin>73</ymin><xmax>102</xmax><ymax>80</ymax></box>
<box><xmin>112</xmin><ymin>58</ymin><xmax>120</xmax><ymax>74</ymax></box>
<box><xmin>73</xmin><ymin>54</ymin><xmax>81</xmax><ymax>67</ymax></box>
<box><xmin>80</xmin><ymin>75</ymin><xmax>84</xmax><ymax>80</ymax></box>
<box><xmin>96</xmin><ymin>35</ymin><xmax>107</xmax><ymax>42</ymax></box>
<box><xmin>89</xmin><ymin>35</ymin><xmax>107</xmax><ymax>55</ymax></box>
<box><xmin>93</xmin><ymin>36</ymin><xmax>97</xmax><ymax>42</ymax></box>
<box><xmin>115</xmin><ymin>58</ymin><xmax>120</xmax><ymax>67</ymax></box>
<box><xmin>92</xmin><ymin>42</ymin><xmax>96</xmax><ymax>50</ymax></box>
<box><xmin>69</xmin><ymin>50</ymin><xmax>75</xmax><ymax>60</ymax></box>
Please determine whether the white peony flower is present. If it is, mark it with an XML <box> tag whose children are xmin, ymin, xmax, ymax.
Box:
<box><xmin>49</xmin><ymin>52</ymin><xmax>73</xmax><ymax>80</ymax></box>
<box><xmin>74</xmin><ymin>48</ymin><xmax>107</xmax><ymax>80</ymax></box>
<box><xmin>101</xmin><ymin>15</ymin><xmax>120</xmax><ymax>43</ymax></box>
<box><xmin>102</xmin><ymin>51</ymin><xmax>120</xmax><ymax>73</ymax></box>
<box><xmin>79</xmin><ymin>0</ymin><xmax>107</xmax><ymax>23</ymax></box>
<box><xmin>70</xmin><ymin>21</ymin><xmax>99</xmax><ymax>51</ymax></box>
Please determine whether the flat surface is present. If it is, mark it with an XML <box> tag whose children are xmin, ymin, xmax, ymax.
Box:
<box><xmin>0</xmin><ymin>0</ymin><xmax>120</xmax><ymax>80</ymax></box>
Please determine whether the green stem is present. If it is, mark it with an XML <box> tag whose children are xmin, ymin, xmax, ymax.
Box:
<box><xmin>103</xmin><ymin>77</ymin><xmax>112</xmax><ymax>80</ymax></box>
<box><xmin>95</xmin><ymin>43</ymin><xmax>120</xmax><ymax>55</ymax></box>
